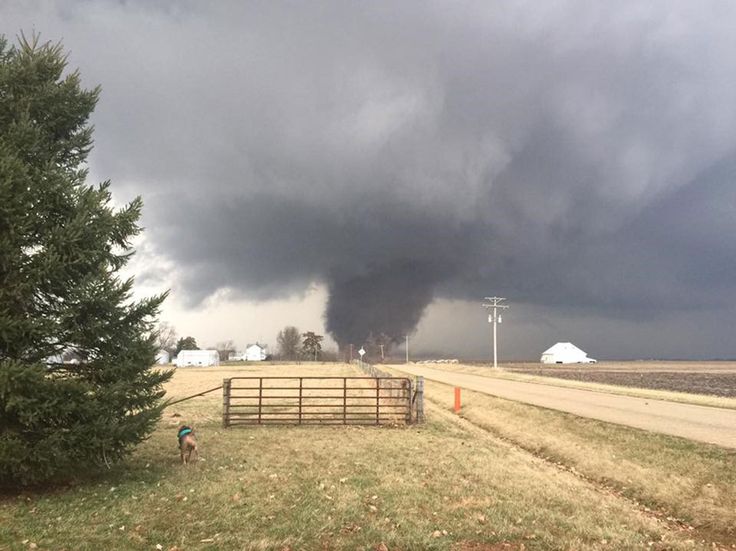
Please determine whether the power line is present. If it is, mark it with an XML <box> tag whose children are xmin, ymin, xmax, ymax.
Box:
<box><xmin>481</xmin><ymin>297</ymin><xmax>509</xmax><ymax>368</ymax></box>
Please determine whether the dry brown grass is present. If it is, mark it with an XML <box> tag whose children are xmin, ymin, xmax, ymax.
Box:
<box><xmin>163</xmin><ymin>363</ymin><xmax>409</xmax><ymax>426</ymax></box>
<box><xmin>0</xmin><ymin>365</ymin><xmax>728</xmax><ymax>550</ymax></box>
<box><xmin>408</xmin><ymin>375</ymin><xmax>736</xmax><ymax>546</ymax></box>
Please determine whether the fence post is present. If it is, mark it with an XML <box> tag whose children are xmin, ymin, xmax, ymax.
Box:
<box><xmin>222</xmin><ymin>378</ymin><xmax>231</xmax><ymax>428</ymax></box>
<box><xmin>298</xmin><ymin>378</ymin><xmax>303</xmax><ymax>425</ymax></box>
<box><xmin>375</xmin><ymin>377</ymin><xmax>380</xmax><ymax>425</ymax></box>
<box><xmin>415</xmin><ymin>376</ymin><xmax>425</xmax><ymax>424</ymax></box>
<box><xmin>343</xmin><ymin>377</ymin><xmax>347</xmax><ymax>424</ymax></box>
<box><xmin>258</xmin><ymin>377</ymin><xmax>263</xmax><ymax>425</ymax></box>
<box><xmin>405</xmin><ymin>379</ymin><xmax>412</xmax><ymax>424</ymax></box>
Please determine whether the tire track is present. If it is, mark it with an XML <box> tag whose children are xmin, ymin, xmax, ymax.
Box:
<box><xmin>423</xmin><ymin>396</ymin><xmax>731</xmax><ymax>550</ymax></box>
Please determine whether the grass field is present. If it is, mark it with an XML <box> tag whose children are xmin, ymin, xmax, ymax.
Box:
<box><xmin>1</xmin><ymin>364</ymin><xmax>734</xmax><ymax>550</ymax></box>
<box><xmin>411</xmin><ymin>375</ymin><xmax>736</xmax><ymax>544</ymax></box>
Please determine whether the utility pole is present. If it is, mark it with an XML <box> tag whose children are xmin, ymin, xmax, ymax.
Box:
<box><xmin>482</xmin><ymin>297</ymin><xmax>509</xmax><ymax>368</ymax></box>
<box><xmin>405</xmin><ymin>335</ymin><xmax>409</xmax><ymax>364</ymax></box>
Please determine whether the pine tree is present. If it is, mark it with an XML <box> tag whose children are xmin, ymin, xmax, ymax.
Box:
<box><xmin>301</xmin><ymin>332</ymin><xmax>324</xmax><ymax>361</ymax></box>
<box><xmin>175</xmin><ymin>336</ymin><xmax>198</xmax><ymax>354</ymax></box>
<box><xmin>0</xmin><ymin>34</ymin><xmax>172</xmax><ymax>487</ymax></box>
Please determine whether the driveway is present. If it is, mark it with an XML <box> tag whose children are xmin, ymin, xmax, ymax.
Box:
<box><xmin>396</xmin><ymin>365</ymin><xmax>736</xmax><ymax>448</ymax></box>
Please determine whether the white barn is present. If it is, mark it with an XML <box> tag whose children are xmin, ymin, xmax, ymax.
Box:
<box><xmin>175</xmin><ymin>349</ymin><xmax>220</xmax><ymax>367</ymax></box>
<box><xmin>540</xmin><ymin>342</ymin><xmax>596</xmax><ymax>364</ymax></box>
<box><xmin>245</xmin><ymin>344</ymin><xmax>267</xmax><ymax>361</ymax></box>
<box><xmin>155</xmin><ymin>350</ymin><xmax>170</xmax><ymax>364</ymax></box>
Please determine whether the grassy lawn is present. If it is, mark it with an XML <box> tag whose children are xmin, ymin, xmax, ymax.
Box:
<box><xmin>0</xmin><ymin>364</ymin><xmax>729</xmax><ymax>550</ymax></box>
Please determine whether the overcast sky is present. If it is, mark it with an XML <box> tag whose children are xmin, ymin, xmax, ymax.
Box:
<box><xmin>4</xmin><ymin>1</ymin><xmax>736</xmax><ymax>360</ymax></box>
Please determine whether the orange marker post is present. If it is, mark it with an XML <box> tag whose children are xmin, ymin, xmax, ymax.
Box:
<box><xmin>454</xmin><ymin>387</ymin><xmax>461</xmax><ymax>413</ymax></box>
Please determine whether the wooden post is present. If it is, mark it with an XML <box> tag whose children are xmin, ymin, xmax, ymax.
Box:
<box><xmin>222</xmin><ymin>378</ymin><xmax>231</xmax><ymax>428</ymax></box>
<box><xmin>454</xmin><ymin>387</ymin><xmax>461</xmax><ymax>413</ymax></box>
<box><xmin>258</xmin><ymin>377</ymin><xmax>263</xmax><ymax>425</ymax></box>
<box><xmin>415</xmin><ymin>376</ymin><xmax>425</xmax><ymax>424</ymax></box>
<box><xmin>298</xmin><ymin>377</ymin><xmax>303</xmax><ymax>425</ymax></box>
<box><xmin>343</xmin><ymin>377</ymin><xmax>347</xmax><ymax>424</ymax></box>
<box><xmin>405</xmin><ymin>379</ymin><xmax>412</xmax><ymax>424</ymax></box>
<box><xmin>375</xmin><ymin>377</ymin><xmax>380</xmax><ymax>425</ymax></box>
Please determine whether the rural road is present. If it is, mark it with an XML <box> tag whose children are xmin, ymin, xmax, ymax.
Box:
<box><xmin>396</xmin><ymin>365</ymin><xmax>736</xmax><ymax>449</ymax></box>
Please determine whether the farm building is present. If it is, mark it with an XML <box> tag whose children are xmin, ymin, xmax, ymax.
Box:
<box><xmin>155</xmin><ymin>350</ymin><xmax>170</xmax><ymax>364</ymax></box>
<box><xmin>540</xmin><ymin>342</ymin><xmax>596</xmax><ymax>364</ymax></box>
<box><xmin>245</xmin><ymin>343</ymin><xmax>267</xmax><ymax>361</ymax></box>
<box><xmin>175</xmin><ymin>349</ymin><xmax>220</xmax><ymax>367</ymax></box>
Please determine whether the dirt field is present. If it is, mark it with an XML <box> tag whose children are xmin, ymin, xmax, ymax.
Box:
<box><xmin>507</xmin><ymin>361</ymin><xmax>736</xmax><ymax>372</ymax></box>
<box><xmin>505</xmin><ymin>361</ymin><xmax>736</xmax><ymax>397</ymax></box>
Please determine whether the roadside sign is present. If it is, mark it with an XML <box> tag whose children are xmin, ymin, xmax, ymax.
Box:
<box><xmin>358</xmin><ymin>348</ymin><xmax>366</xmax><ymax>357</ymax></box>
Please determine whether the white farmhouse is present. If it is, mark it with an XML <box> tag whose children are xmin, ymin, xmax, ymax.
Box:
<box><xmin>540</xmin><ymin>342</ymin><xmax>596</xmax><ymax>364</ymax></box>
<box><xmin>175</xmin><ymin>349</ymin><xmax>220</xmax><ymax>367</ymax></box>
<box><xmin>245</xmin><ymin>343</ymin><xmax>267</xmax><ymax>361</ymax></box>
<box><xmin>155</xmin><ymin>350</ymin><xmax>171</xmax><ymax>364</ymax></box>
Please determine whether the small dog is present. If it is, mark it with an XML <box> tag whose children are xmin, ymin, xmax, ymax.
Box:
<box><xmin>177</xmin><ymin>425</ymin><xmax>198</xmax><ymax>465</ymax></box>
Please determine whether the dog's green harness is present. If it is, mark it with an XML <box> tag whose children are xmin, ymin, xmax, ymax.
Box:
<box><xmin>178</xmin><ymin>427</ymin><xmax>193</xmax><ymax>448</ymax></box>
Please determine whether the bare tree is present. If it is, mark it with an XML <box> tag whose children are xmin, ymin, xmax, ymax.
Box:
<box><xmin>156</xmin><ymin>322</ymin><xmax>178</xmax><ymax>357</ymax></box>
<box><xmin>215</xmin><ymin>340</ymin><xmax>236</xmax><ymax>361</ymax></box>
<box><xmin>277</xmin><ymin>326</ymin><xmax>301</xmax><ymax>361</ymax></box>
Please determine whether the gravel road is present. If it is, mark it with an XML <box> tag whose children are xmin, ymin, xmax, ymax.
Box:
<box><xmin>397</xmin><ymin>365</ymin><xmax>736</xmax><ymax>448</ymax></box>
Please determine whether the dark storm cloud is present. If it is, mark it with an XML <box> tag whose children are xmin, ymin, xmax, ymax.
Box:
<box><xmin>4</xmin><ymin>1</ymin><xmax>736</xmax><ymax>350</ymax></box>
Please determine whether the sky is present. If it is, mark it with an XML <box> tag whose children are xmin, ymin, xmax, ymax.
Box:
<box><xmin>3</xmin><ymin>1</ymin><xmax>736</xmax><ymax>360</ymax></box>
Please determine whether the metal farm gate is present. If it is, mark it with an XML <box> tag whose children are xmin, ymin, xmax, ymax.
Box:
<box><xmin>222</xmin><ymin>376</ymin><xmax>413</xmax><ymax>426</ymax></box>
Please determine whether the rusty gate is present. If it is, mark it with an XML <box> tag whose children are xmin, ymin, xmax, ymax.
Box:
<box><xmin>222</xmin><ymin>376</ymin><xmax>413</xmax><ymax>426</ymax></box>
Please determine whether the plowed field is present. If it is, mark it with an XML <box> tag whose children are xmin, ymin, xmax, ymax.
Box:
<box><xmin>506</xmin><ymin>362</ymin><xmax>736</xmax><ymax>397</ymax></box>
